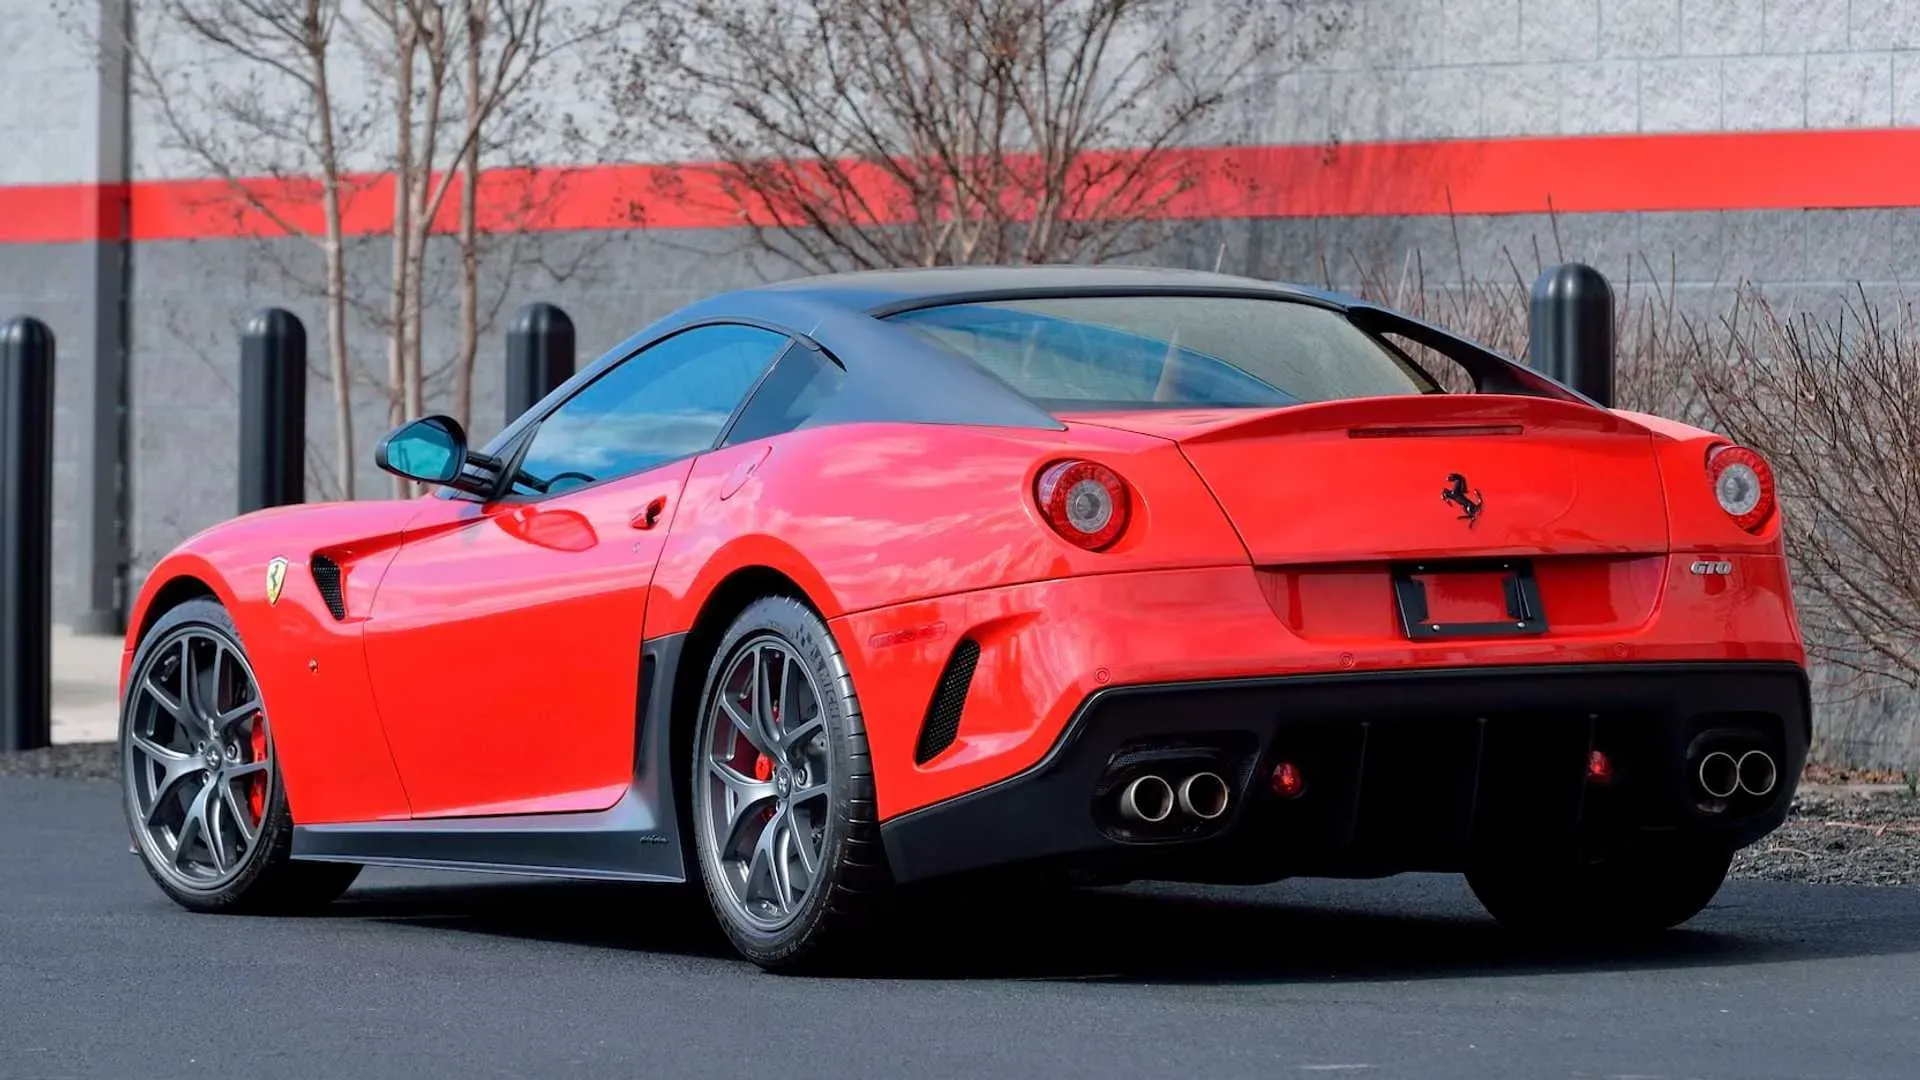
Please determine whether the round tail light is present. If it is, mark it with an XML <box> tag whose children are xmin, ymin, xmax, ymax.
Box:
<box><xmin>1707</xmin><ymin>445</ymin><xmax>1776</xmax><ymax>532</ymax></box>
<box><xmin>1035</xmin><ymin>460</ymin><xmax>1130</xmax><ymax>551</ymax></box>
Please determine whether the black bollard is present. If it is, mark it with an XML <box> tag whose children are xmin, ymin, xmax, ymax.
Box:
<box><xmin>506</xmin><ymin>302</ymin><xmax>575</xmax><ymax>427</ymax></box>
<box><xmin>238</xmin><ymin>308</ymin><xmax>307</xmax><ymax>514</ymax></box>
<box><xmin>1</xmin><ymin>317</ymin><xmax>55</xmax><ymax>752</ymax></box>
<box><xmin>1528</xmin><ymin>263</ymin><xmax>1615</xmax><ymax>408</ymax></box>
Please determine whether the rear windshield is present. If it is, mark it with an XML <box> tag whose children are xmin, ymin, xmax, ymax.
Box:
<box><xmin>887</xmin><ymin>295</ymin><xmax>1439</xmax><ymax>412</ymax></box>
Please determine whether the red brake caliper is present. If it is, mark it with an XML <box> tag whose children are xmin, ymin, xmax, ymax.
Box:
<box><xmin>246</xmin><ymin>713</ymin><xmax>268</xmax><ymax>821</ymax></box>
<box><xmin>743</xmin><ymin>691</ymin><xmax>776</xmax><ymax>824</ymax></box>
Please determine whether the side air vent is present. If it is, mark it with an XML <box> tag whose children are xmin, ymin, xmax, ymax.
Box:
<box><xmin>914</xmin><ymin>639</ymin><xmax>981</xmax><ymax>764</ymax></box>
<box><xmin>310</xmin><ymin>554</ymin><xmax>346</xmax><ymax>620</ymax></box>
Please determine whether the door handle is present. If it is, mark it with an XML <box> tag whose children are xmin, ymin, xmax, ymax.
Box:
<box><xmin>630</xmin><ymin>496</ymin><xmax>667</xmax><ymax>530</ymax></box>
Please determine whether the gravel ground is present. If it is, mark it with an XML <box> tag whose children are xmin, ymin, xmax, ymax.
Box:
<box><xmin>0</xmin><ymin>740</ymin><xmax>118</xmax><ymax>781</ymax></box>
<box><xmin>1732</xmin><ymin>787</ymin><xmax>1920</xmax><ymax>886</ymax></box>
<box><xmin>9</xmin><ymin>740</ymin><xmax>1918</xmax><ymax>885</ymax></box>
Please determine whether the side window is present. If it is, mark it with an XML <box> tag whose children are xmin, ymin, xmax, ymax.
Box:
<box><xmin>722</xmin><ymin>345</ymin><xmax>847</xmax><ymax>446</ymax></box>
<box><xmin>513</xmin><ymin>324</ymin><xmax>789</xmax><ymax>496</ymax></box>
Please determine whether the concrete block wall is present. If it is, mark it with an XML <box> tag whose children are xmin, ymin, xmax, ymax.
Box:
<box><xmin>1224</xmin><ymin>0</ymin><xmax>1920</xmax><ymax>140</ymax></box>
<box><xmin>0</xmin><ymin>2</ymin><xmax>119</xmax><ymax>631</ymax></box>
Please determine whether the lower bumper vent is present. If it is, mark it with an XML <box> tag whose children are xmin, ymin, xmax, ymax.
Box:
<box><xmin>914</xmin><ymin>639</ymin><xmax>981</xmax><ymax>764</ymax></box>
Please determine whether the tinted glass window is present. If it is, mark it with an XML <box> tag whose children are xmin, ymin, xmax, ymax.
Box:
<box><xmin>888</xmin><ymin>296</ymin><xmax>1437</xmax><ymax>412</ymax></box>
<box><xmin>722</xmin><ymin>345</ymin><xmax>847</xmax><ymax>446</ymax></box>
<box><xmin>513</xmin><ymin>324</ymin><xmax>788</xmax><ymax>496</ymax></box>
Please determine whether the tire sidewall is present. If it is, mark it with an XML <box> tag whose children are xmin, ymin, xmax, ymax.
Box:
<box><xmin>1467</xmin><ymin>843</ymin><xmax>1732</xmax><ymax>935</ymax></box>
<box><xmin>689</xmin><ymin>597</ymin><xmax>867</xmax><ymax>962</ymax></box>
<box><xmin>121</xmin><ymin>597</ymin><xmax>296</xmax><ymax>912</ymax></box>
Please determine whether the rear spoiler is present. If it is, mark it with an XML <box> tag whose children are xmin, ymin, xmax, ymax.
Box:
<box><xmin>1341</xmin><ymin>301</ymin><xmax>1594</xmax><ymax>406</ymax></box>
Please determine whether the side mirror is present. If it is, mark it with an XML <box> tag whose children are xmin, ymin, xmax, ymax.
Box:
<box><xmin>376</xmin><ymin>415</ymin><xmax>473</xmax><ymax>489</ymax></box>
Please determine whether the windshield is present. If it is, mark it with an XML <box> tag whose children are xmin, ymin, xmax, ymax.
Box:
<box><xmin>887</xmin><ymin>294</ymin><xmax>1439</xmax><ymax>412</ymax></box>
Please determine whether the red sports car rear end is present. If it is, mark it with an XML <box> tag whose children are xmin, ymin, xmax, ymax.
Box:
<box><xmin>117</xmin><ymin>268</ymin><xmax>1806</xmax><ymax>968</ymax></box>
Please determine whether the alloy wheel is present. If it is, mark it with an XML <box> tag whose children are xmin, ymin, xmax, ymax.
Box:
<box><xmin>123</xmin><ymin>627</ymin><xmax>274</xmax><ymax>892</ymax></box>
<box><xmin>699</xmin><ymin>636</ymin><xmax>832</xmax><ymax>931</ymax></box>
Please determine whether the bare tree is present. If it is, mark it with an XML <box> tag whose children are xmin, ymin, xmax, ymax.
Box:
<box><xmin>348</xmin><ymin>0</ymin><xmax>595</xmax><ymax>492</ymax></box>
<box><xmin>109</xmin><ymin>0</ymin><xmax>635</xmax><ymax>500</ymax></box>
<box><xmin>625</xmin><ymin>0</ymin><xmax>1348</xmax><ymax>273</ymax></box>
<box><xmin>110</xmin><ymin>0</ymin><xmax>363</xmax><ymax>494</ymax></box>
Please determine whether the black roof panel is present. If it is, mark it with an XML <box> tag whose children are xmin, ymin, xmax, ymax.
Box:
<box><xmin>744</xmin><ymin>265</ymin><xmax>1335</xmax><ymax>313</ymax></box>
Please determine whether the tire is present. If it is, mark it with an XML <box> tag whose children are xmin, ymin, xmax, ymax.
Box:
<box><xmin>1466</xmin><ymin>843</ymin><xmax>1732</xmax><ymax>937</ymax></box>
<box><xmin>688</xmin><ymin>596</ymin><xmax>891</xmax><ymax>971</ymax></box>
<box><xmin>121</xmin><ymin>597</ymin><xmax>361</xmax><ymax>914</ymax></box>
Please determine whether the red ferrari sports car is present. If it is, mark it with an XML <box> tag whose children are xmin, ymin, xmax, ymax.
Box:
<box><xmin>118</xmin><ymin>267</ymin><xmax>1807</xmax><ymax>970</ymax></box>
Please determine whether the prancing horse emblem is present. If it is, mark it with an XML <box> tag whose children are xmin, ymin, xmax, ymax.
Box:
<box><xmin>1441</xmin><ymin>473</ymin><xmax>1484</xmax><ymax>527</ymax></box>
<box><xmin>265</xmin><ymin>557</ymin><xmax>289</xmax><ymax>606</ymax></box>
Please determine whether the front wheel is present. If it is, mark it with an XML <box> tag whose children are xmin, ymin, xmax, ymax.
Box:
<box><xmin>689</xmin><ymin>597</ymin><xmax>890</xmax><ymax>971</ymax></box>
<box><xmin>1466</xmin><ymin>843</ymin><xmax>1732</xmax><ymax>937</ymax></box>
<box><xmin>121</xmin><ymin>598</ymin><xmax>360</xmax><ymax>913</ymax></box>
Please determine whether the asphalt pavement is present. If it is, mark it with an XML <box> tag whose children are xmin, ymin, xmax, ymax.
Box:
<box><xmin>5</xmin><ymin>774</ymin><xmax>1920</xmax><ymax>1080</ymax></box>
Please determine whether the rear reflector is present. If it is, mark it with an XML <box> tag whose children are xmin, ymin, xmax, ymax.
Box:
<box><xmin>1271</xmin><ymin>761</ymin><xmax>1305</xmax><ymax>798</ymax></box>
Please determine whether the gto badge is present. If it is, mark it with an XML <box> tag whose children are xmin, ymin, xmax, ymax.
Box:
<box><xmin>1691</xmin><ymin>559</ymin><xmax>1733</xmax><ymax>576</ymax></box>
<box><xmin>1440</xmin><ymin>473</ymin><xmax>1485</xmax><ymax>527</ymax></box>
<box><xmin>265</xmin><ymin>557</ymin><xmax>289</xmax><ymax>606</ymax></box>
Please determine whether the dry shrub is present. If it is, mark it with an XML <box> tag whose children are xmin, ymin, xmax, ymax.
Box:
<box><xmin>1693</xmin><ymin>289</ymin><xmax>1920</xmax><ymax>694</ymax></box>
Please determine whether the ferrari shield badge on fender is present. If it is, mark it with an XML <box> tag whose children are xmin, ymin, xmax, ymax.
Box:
<box><xmin>265</xmin><ymin>557</ymin><xmax>289</xmax><ymax>606</ymax></box>
<box><xmin>1440</xmin><ymin>472</ymin><xmax>1484</xmax><ymax>527</ymax></box>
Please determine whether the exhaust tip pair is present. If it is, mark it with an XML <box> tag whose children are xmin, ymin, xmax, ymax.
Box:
<box><xmin>1119</xmin><ymin>771</ymin><xmax>1230</xmax><ymax>824</ymax></box>
<box><xmin>1697</xmin><ymin>749</ymin><xmax>1778</xmax><ymax>800</ymax></box>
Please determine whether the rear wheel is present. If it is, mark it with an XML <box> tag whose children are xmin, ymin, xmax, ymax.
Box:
<box><xmin>1466</xmin><ymin>843</ymin><xmax>1732</xmax><ymax>937</ymax></box>
<box><xmin>121</xmin><ymin>598</ymin><xmax>360</xmax><ymax>913</ymax></box>
<box><xmin>689</xmin><ymin>597</ymin><xmax>890</xmax><ymax>971</ymax></box>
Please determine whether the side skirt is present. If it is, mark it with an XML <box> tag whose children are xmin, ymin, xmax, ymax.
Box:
<box><xmin>290</xmin><ymin>632</ymin><xmax>690</xmax><ymax>884</ymax></box>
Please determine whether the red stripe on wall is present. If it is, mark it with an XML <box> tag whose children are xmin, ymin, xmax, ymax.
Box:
<box><xmin>6</xmin><ymin>129</ymin><xmax>1919</xmax><ymax>245</ymax></box>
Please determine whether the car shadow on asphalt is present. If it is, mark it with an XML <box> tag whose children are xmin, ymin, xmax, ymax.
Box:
<box><xmin>328</xmin><ymin>873</ymin><xmax>1920</xmax><ymax>984</ymax></box>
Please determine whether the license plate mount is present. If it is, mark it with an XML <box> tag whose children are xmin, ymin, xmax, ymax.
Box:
<box><xmin>1392</xmin><ymin>559</ymin><xmax>1549</xmax><ymax>639</ymax></box>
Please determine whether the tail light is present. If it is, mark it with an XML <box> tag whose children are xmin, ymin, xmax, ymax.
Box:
<box><xmin>1707</xmin><ymin>444</ymin><xmax>1776</xmax><ymax>532</ymax></box>
<box><xmin>1035</xmin><ymin>459</ymin><xmax>1130</xmax><ymax>551</ymax></box>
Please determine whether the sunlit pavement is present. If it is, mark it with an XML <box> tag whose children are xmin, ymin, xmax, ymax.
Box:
<box><xmin>49</xmin><ymin>625</ymin><xmax>122</xmax><ymax>744</ymax></box>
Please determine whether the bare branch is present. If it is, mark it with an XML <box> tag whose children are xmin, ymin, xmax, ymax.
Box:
<box><xmin>621</xmin><ymin>0</ymin><xmax>1346</xmax><ymax>274</ymax></box>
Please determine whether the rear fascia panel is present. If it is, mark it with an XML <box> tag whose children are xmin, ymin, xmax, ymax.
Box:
<box><xmin>836</xmin><ymin>558</ymin><xmax>1804</xmax><ymax>821</ymax></box>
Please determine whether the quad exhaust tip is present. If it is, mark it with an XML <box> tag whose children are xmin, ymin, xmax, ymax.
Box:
<box><xmin>1119</xmin><ymin>774</ymin><xmax>1175</xmax><ymax>823</ymax></box>
<box><xmin>1177</xmin><ymin>771</ymin><xmax>1230</xmax><ymax>820</ymax></box>
<box><xmin>1117</xmin><ymin>771</ymin><xmax>1233</xmax><ymax>824</ymax></box>
<box><xmin>1696</xmin><ymin>748</ymin><xmax>1779</xmax><ymax>800</ymax></box>
<box><xmin>1697</xmin><ymin>751</ymin><xmax>1740</xmax><ymax>800</ymax></box>
<box><xmin>1737</xmin><ymin>750</ymin><xmax>1778</xmax><ymax>797</ymax></box>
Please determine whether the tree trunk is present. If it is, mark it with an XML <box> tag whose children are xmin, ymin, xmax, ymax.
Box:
<box><xmin>454</xmin><ymin>0</ymin><xmax>484</xmax><ymax>435</ymax></box>
<box><xmin>310</xmin><ymin>3</ymin><xmax>354</xmax><ymax>499</ymax></box>
<box><xmin>386</xmin><ymin>17</ymin><xmax>417</xmax><ymax>498</ymax></box>
<box><xmin>404</xmin><ymin>7</ymin><xmax>445</xmax><ymax>429</ymax></box>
